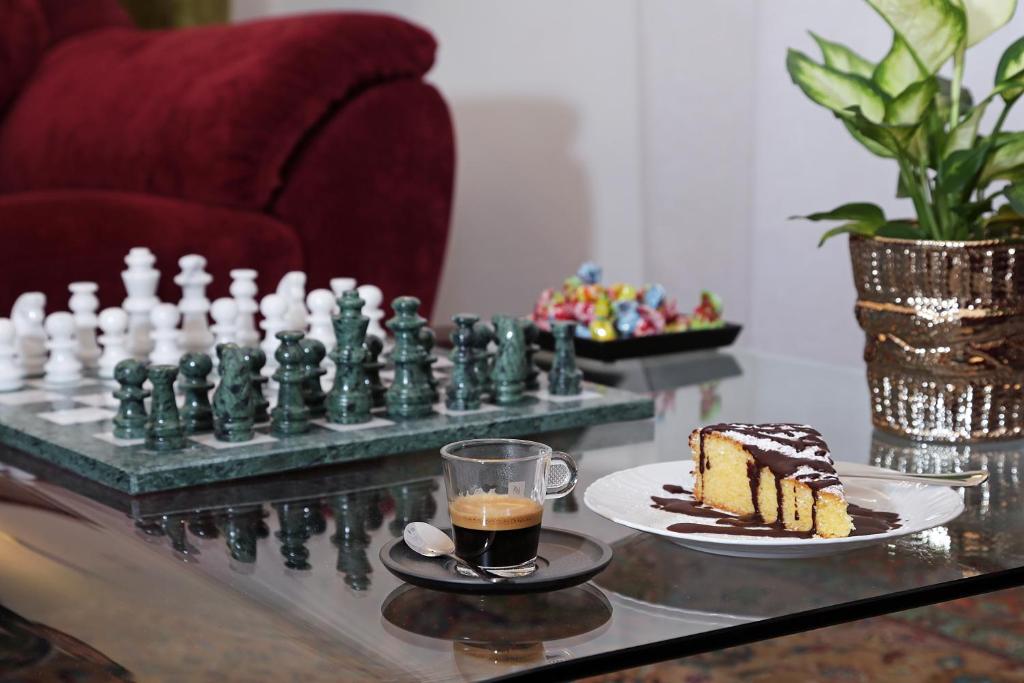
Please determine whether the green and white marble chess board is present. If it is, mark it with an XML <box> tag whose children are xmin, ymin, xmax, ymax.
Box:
<box><xmin>0</xmin><ymin>377</ymin><xmax>653</xmax><ymax>494</ymax></box>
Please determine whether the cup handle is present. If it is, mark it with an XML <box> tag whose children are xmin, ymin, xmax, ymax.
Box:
<box><xmin>545</xmin><ymin>451</ymin><xmax>578</xmax><ymax>499</ymax></box>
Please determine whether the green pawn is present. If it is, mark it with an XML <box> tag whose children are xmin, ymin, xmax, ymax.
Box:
<box><xmin>327</xmin><ymin>290</ymin><xmax>372</xmax><ymax>424</ymax></box>
<box><xmin>418</xmin><ymin>326</ymin><xmax>439</xmax><ymax>403</ymax></box>
<box><xmin>521</xmin><ymin>319</ymin><xmax>541</xmax><ymax>391</ymax></box>
<box><xmin>179</xmin><ymin>352</ymin><xmax>214</xmax><ymax>434</ymax></box>
<box><xmin>113</xmin><ymin>359</ymin><xmax>149</xmax><ymax>439</ymax></box>
<box><xmin>471</xmin><ymin>321</ymin><xmax>495</xmax><ymax>399</ymax></box>
<box><xmin>446</xmin><ymin>313</ymin><xmax>481</xmax><ymax>411</ymax></box>
<box><xmin>212</xmin><ymin>344</ymin><xmax>255</xmax><ymax>442</ymax></box>
<box><xmin>363</xmin><ymin>334</ymin><xmax>387</xmax><ymax>408</ymax></box>
<box><xmin>272</xmin><ymin>331</ymin><xmax>310</xmax><ymax>435</ymax></box>
<box><xmin>300</xmin><ymin>338</ymin><xmax>327</xmax><ymax>418</ymax></box>
<box><xmin>385</xmin><ymin>296</ymin><xmax>434</xmax><ymax>419</ymax></box>
<box><xmin>243</xmin><ymin>347</ymin><xmax>270</xmax><ymax>423</ymax></box>
<box><xmin>145</xmin><ymin>365</ymin><xmax>186</xmax><ymax>451</ymax></box>
<box><xmin>548</xmin><ymin>321</ymin><xmax>583</xmax><ymax>395</ymax></box>
<box><xmin>490</xmin><ymin>314</ymin><xmax>528</xmax><ymax>405</ymax></box>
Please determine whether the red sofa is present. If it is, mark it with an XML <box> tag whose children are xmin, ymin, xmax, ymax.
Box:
<box><xmin>0</xmin><ymin>0</ymin><xmax>454</xmax><ymax>319</ymax></box>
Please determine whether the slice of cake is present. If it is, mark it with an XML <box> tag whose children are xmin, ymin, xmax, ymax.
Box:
<box><xmin>689</xmin><ymin>423</ymin><xmax>853</xmax><ymax>538</ymax></box>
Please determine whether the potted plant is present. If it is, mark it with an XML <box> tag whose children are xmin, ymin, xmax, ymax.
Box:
<box><xmin>788</xmin><ymin>0</ymin><xmax>1024</xmax><ymax>442</ymax></box>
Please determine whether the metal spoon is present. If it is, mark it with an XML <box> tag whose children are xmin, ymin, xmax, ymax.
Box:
<box><xmin>835</xmin><ymin>462</ymin><xmax>988</xmax><ymax>487</ymax></box>
<box><xmin>403</xmin><ymin>522</ymin><xmax>507</xmax><ymax>583</ymax></box>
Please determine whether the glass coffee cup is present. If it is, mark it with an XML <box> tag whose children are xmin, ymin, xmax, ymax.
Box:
<box><xmin>441</xmin><ymin>439</ymin><xmax>578</xmax><ymax>577</ymax></box>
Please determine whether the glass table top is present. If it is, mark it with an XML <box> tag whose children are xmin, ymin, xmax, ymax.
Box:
<box><xmin>0</xmin><ymin>350</ymin><xmax>1022</xmax><ymax>682</ymax></box>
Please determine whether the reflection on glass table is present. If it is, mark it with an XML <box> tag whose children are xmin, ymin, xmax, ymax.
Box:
<box><xmin>0</xmin><ymin>350</ymin><xmax>1021</xmax><ymax>682</ymax></box>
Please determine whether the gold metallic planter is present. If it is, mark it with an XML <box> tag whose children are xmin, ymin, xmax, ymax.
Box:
<box><xmin>850</xmin><ymin>235</ymin><xmax>1024</xmax><ymax>442</ymax></box>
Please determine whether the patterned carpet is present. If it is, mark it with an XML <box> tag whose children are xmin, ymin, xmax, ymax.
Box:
<box><xmin>584</xmin><ymin>587</ymin><xmax>1024</xmax><ymax>682</ymax></box>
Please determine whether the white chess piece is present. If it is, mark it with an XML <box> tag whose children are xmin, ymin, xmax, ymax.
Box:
<box><xmin>306</xmin><ymin>289</ymin><xmax>336</xmax><ymax>352</ymax></box>
<box><xmin>357</xmin><ymin>284</ymin><xmax>386</xmax><ymax>340</ymax></box>
<box><xmin>121</xmin><ymin>247</ymin><xmax>160</xmax><ymax>360</ymax></box>
<box><xmin>11</xmin><ymin>292</ymin><xmax>47</xmax><ymax>377</ymax></box>
<box><xmin>0</xmin><ymin>318</ymin><xmax>24</xmax><ymax>391</ymax></box>
<box><xmin>43</xmin><ymin>312</ymin><xmax>82</xmax><ymax>386</ymax></box>
<box><xmin>259</xmin><ymin>293</ymin><xmax>288</xmax><ymax>376</ymax></box>
<box><xmin>276</xmin><ymin>271</ymin><xmax>308</xmax><ymax>331</ymax></box>
<box><xmin>230</xmin><ymin>268</ymin><xmax>260</xmax><ymax>348</ymax></box>
<box><xmin>329</xmin><ymin>277</ymin><xmax>356</xmax><ymax>316</ymax></box>
<box><xmin>210</xmin><ymin>297</ymin><xmax>239</xmax><ymax>360</ymax></box>
<box><xmin>68</xmin><ymin>282</ymin><xmax>101</xmax><ymax>370</ymax></box>
<box><xmin>97</xmin><ymin>307</ymin><xmax>131</xmax><ymax>379</ymax></box>
<box><xmin>149</xmin><ymin>303</ymin><xmax>182</xmax><ymax>366</ymax></box>
<box><xmin>175</xmin><ymin>254</ymin><xmax>213</xmax><ymax>353</ymax></box>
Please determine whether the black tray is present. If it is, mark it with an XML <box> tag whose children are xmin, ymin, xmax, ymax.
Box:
<box><xmin>537</xmin><ymin>322</ymin><xmax>742</xmax><ymax>361</ymax></box>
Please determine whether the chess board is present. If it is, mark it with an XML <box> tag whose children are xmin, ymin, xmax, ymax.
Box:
<box><xmin>0</xmin><ymin>376</ymin><xmax>653</xmax><ymax>494</ymax></box>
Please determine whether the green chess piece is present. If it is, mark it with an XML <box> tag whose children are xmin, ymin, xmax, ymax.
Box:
<box><xmin>300</xmin><ymin>338</ymin><xmax>327</xmax><ymax>418</ymax></box>
<box><xmin>212</xmin><ymin>343</ymin><xmax>255</xmax><ymax>442</ymax></box>
<box><xmin>363</xmin><ymin>334</ymin><xmax>387</xmax><ymax>408</ymax></box>
<box><xmin>242</xmin><ymin>346</ymin><xmax>270</xmax><ymax>423</ymax></box>
<box><xmin>548</xmin><ymin>320</ymin><xmax>583</xmax><ymax>395</ymax></box>
<box><xmin>112</xmin><ymin>358</ymin><xmax>149</xmax><ymax>439</ymax></box>
<box><xmin>219</xmin><ymin>505</ymin><xmax>262</xmax><ymax>563</ymax></box>
<box><xmin>490</xmin><ymin>314</ymin><xmax>528</xmax><ymax>405</ymax></box>
<box><xmin>521</xmin><ymin>318</ymin><xmax>541</xmax><ymax>391</ymax></box>
<box><xmin>327</xmin><ymin>290</ymin><xmax>372</xmax><ymax>424</ymax></box>
<box><xmin>274</xmin><ymin>501</ymin><xmax>311</xmax><ymax>570</ymax></box>
<box><xmin>418</xmin><ymin>326</ymin><xmax>439</xmax><ymax>403</ymax></box>
<box><xmin>446</xmin><ymin>313</ymin><xmax>481</xmax><ymax>411</ymax></box>
<box><xmin>385</xmin><ymin>296</ymin><xmax>434</xmax><ymax>419</ymax></box>
<box><xmin>471</xmin><ymin>320</ymin><xmax>495</xmax><ymax>399</ymax></box>
<box><xmin>179</xmin><ymin>352</ymin><xmax>214</xmax><ymax>434</ymax></box>
<box><xmin>271</xmin><ymin>331</ymin><xmax>310</xmax><ymax>435</ymax></box>
<box><xmin>331</xmin><ymin>491</ymin><xmax>372</xmax><ymax>591</ymax></box>
<box><xmin>145</xmin><ymin>364</ymin><xmax>186</xmax><ymax>451</ymax></box>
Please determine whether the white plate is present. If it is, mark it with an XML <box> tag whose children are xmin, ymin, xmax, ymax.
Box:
<box><xmin>584</xmin><ymin>461</ymin><xmax>964</xmax><ymax>559</ymax></box>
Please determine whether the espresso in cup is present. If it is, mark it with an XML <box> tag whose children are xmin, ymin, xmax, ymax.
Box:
<box><xmin>449</xmin><ymin>493</ymin><xmax>544</xmax><ymax>568</ymax></box>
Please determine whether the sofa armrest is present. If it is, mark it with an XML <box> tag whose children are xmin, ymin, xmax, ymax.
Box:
<box><xmin>0</xmin><ymin>12</ymin><xmax>437</xmax><ymax>209</ymax></box>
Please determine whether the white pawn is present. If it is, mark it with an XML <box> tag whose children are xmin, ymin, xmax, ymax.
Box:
<box><xmin>0</xmin><ymin>318</ymin><xmax>24</xmax><ymax>391</ymax></box>
<box><xmin>259</xmin><ymin>293</ymin><xmax>288</xmax><ymax>376</ymax></box>
<box><xmin>357</xmin><ymin>284</ymin><xmax>386</xmax><ymax>340</ymax></box>
<box><xmin>230</xmin><ymin>268</ymin><xmax>260</xmax><ymax>348</ymax></box>
<box><xmin>210</xmin><ymin>297</ymin><xmax>239</xmax><ymax>366</ymax></box>
<box><xmin>97</xmin><ymin>307</ymin><xmax>131</xmax><ymax>380</ymax></box>
<box><xmin>330</xmin><ymin>277</ymin><xmax>356</xmax><ymax>316</ymax></box>
<box><xmin>121</xmin><ymin>247</ymin><xmax>160</xmax><ymax>360</ymax></box>
<box><xmin>175</xmin><ymin>254</ymin><xmax>213</xmax><ymax>354</ymax></box>
<box><xmin>68</xmin><ymin>282</ymin><xmax>101</xmax><ymax>370</ymax></box>
<box><xmin>43</xmin><ymin>312</ymin><xmax>82</xmax><ymax>386</ymax></box>
<box><xmin>306</xmin><ymin>289</ymin><xmax>336</xmax><ymax>353</ymax></box>
<box><xmin>149</xmin><ymin>303</ymin><xmax>182</xmax><ymax>366</ymax></box>
<box><xmin>276</xmin><ymin>271</ymin><xmax>308</xmax><ymax>331</ymax></box>
<box><xmin>11</xmin><ymin>292</ymin><xmax>47</xmax><ymax>377</ymax></box>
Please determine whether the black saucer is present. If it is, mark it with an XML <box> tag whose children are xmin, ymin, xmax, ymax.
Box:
<box><xmin>379</xmin><ymin>527</ymin><xmax>613</xmax><ymax>594</ymax></box>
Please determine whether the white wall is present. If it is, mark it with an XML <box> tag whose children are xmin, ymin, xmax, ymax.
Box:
<box><xmin>234</xmin><ymin>0</ymin><xmax>1024</xmax><ymax>367</ymax></box>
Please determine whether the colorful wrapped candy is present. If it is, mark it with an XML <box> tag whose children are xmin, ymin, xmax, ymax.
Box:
<box><xmin>532</xmin><ymin>263</ymin><xmax>725</xmax><ymax>341</ymax></box>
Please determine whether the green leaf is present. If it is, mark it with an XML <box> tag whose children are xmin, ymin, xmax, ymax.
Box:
<box><xmin>811</xmin><ymin>32</ymin><xmax>876</xmax><ymax>78</ymax></box>
<box><xmin>960</xmin><ymin>0</ymin><xmax>1017</xmax><ymax>46</ymax></box>
<box><xmin>885</xmin><ymin>78</ymin><xmax>937</xmax><ymax>124</ymax></box>
<box><xmin>844</xmin><ymin>119</ymin><xmax>897</xmax><ymax>157</ymax></box>
<box><xmin>897</xmin><ymin>173</ymin><xmax>912</xmax><ymax>197</ymax></box>
<box><xmin>874</xmin><ymin>35</ymin><xmax>928</xmax><ymax>97</ymax></box>
<box><xmin>937</xmin><ymin>145</ymin><xmax>990</xmax><ymax>195</ymax></box>
<box><xmin>843</xmin><ymin>106</ymin><xmax>921</xmax><ymax>158</ymax></box>
<box><xmin>876</xmin><ymin>219</ymin><xmax>925</xmax><ymax>239</ymax></box>
<box><xmin>787</xmin><ymin>49</ymin><xmax>886</xmax><ymax>123</ymax></box>
<box><xmin>996</xmin><ymin>35</ymin><xmax>1024</xmax><ymax>101</ymax></box>
<box><xmin>796</xmin><ymin>202</ymin><xmax>887</xmax><ymax>224</ymax></box>
<box><xmin>817</xmin><ymin>221</ymin><xmax>882</xmax><ymax>247</ymax></box>
<box><xmin>1004</xmin><ymin>183</ymin><xmax>1024</xmax><ymax>214</ymax></box>
<box><xmin>866</xmin><ymin>0</ymin><xmax>967</xmax><ymax>74</ymax></box>
<box><xmin>980</xmin><ymin>132</ymin><xmax>1024</xmax><ymax>184</ymax></box>
<box><xmin>943</xmin><ymin>100</ymin><xmax>988</xmax><ymax>157</ymax></box>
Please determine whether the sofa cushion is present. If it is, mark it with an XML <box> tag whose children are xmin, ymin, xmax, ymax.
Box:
<box><xmin>0</xmin><ymin>13</ymin><xmax>437</xmax><ymax>210</ymax></box>
<box><xmin>0</xmin><ymin>0</ymin><xmax>129</xmax><ymax>116</ymax></box>
<box><xmin>0</xmin><ymin>190</ymin><xmax>304</xmax><ymax>314</ymax></box>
